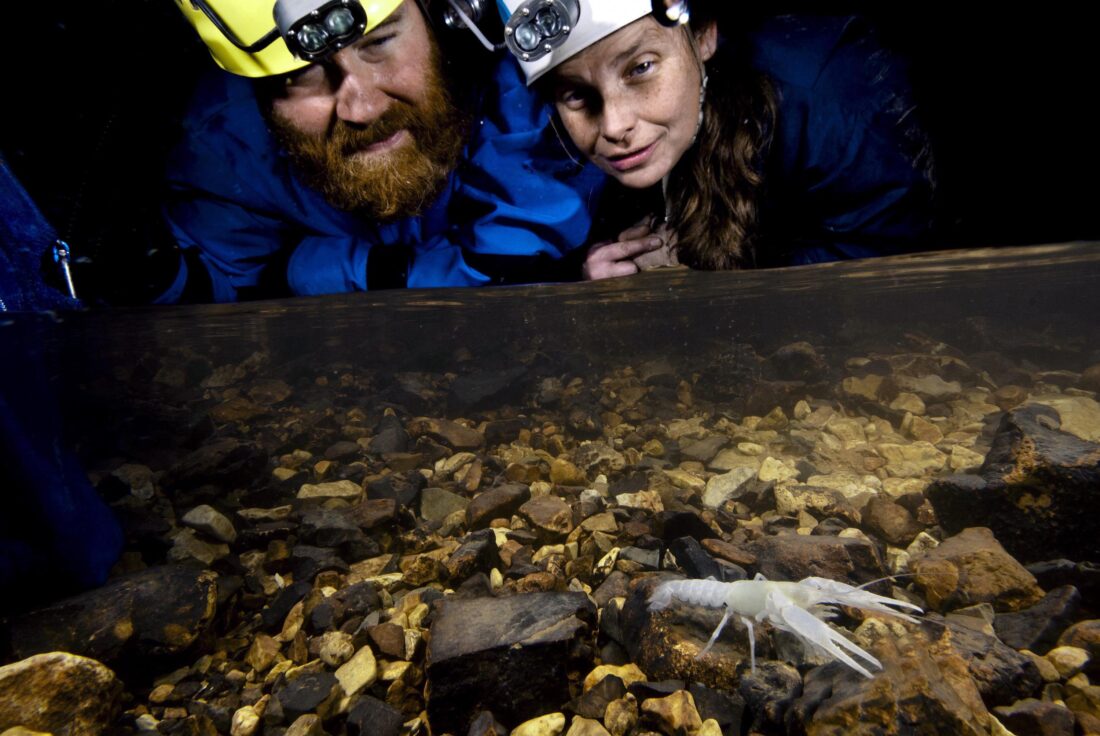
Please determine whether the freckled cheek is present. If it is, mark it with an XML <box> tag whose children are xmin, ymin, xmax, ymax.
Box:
<box><xmin>272</xmin><ymin>97</ymin><xmax>336</xmax><ymax>137</ymax></box>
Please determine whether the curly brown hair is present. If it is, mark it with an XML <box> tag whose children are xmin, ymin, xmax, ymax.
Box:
<box><xmin>665</xmin><ymin>13</ymin><xmax>778</xmax><ymax>270</ymax></box>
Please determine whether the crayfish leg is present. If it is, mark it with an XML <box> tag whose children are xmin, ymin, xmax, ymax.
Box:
<box><xmin>697</xmin><ymin>606</ymin><xmax>733</xmax><ymax>658</ymax></box>
<box><xmin>741</xmin><ymin>617</ymin><xmax>757</xmax><ymax>674</ymax></box>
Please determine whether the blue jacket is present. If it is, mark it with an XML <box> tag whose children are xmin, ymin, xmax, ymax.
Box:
<box><xmin>749</xmin><ymin>15</ymin><xmax>937</xmax><ymax>266</ymax></box>
<box><xmin>158</xmin><ymin>55</ymin><xmax>605</xmax><ymax>303</ymax></box>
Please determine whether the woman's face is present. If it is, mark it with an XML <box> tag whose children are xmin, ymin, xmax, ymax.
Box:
<box><xmin>552</xmin><ymin>17</ymin><xmax>717</xmax><ymax>189</ymax></box>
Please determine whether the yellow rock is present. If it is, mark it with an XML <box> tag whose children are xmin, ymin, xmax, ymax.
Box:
<box><xmin>334</xmin><ymin>646</ymin><xmax>377</xmax><ymax>697</ymax></box>
<box><xmin>583</xmin><ymin>663</ymin><xmax>647</xmax><ymax>692</ymax></box>
<box><xmin>564</xmin><ymin>717</ymin><xmax>611</xmax><ymax>736</ymax></box>
<box><xmin>510</xmin><ymin>712</ymin><xmax>566</xmax><ymax>736</ymax></box>
<box><xmin>641</xmin><ymin>690</ymin><xmax>703</xmax><ymax>736</ymax></box>
<box><xmin>604</xmin><ymin>697</ymin><xmax>638</xmax><ymax>736</ymax></box>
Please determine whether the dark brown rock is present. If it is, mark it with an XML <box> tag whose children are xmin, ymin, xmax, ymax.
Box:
<box><xmin>911</xmin><ymin>527</ymin><xmax>1044</xmax><ymax>613</ymax></box>
<box><xmin>7</xmin><ymin>566</ymin><xmax>218</xmax><ymax>664</ymax></box>
<box><xmin>935</xmin><ymin>617</ymin><xmax>1043</xmax><ymax>706</ymax></box>
<box><xmin>368</xmin><ymin>415</ymin><xmax>409</xmax><ymax>455</ymax></box>
<box><xmin>0</xmin><ymin>652</ymin><xmax>123</xmax><ymax>736</ymax></box>
<box><xmin>350</xmin><ymin>498</ymin><xmax>397</xmax><ymax>530</ymax></box>
<box><xmin>568</xmin><ymin>675</ymin><xmax>627</xmax><ymax>720</ymax></box>
<box><xmin>927</xmin><ymin>404</ymin><xmax>1100</xmax><ymax>563</ymax></box>
<box><xmin>346</xmin><ymin>694</ymin><xmax>403</xmax><ymax>736</ymax></box>
<box><xmin>425</xmin><ymin>591</ymin><xmax>596</xmax><ymax>734</ymax></box>
<box><xmin>862</xmin><ymin>497</ymin><xmax>921</xmax><ymax>547</ymax></box>
<box><xmin>787</xmin><ymin>621</ymin><xmax>995</xmax><ymax>736</ymax></box>
<box><xmin>165</xmin><ymin>438</ymin><xmax>267</xmax><ymax>490</ymax></box>
<box><xmin>747</xmin><ymin>534</ymin><xmax>887</xmax><ymax>585</ymax></box>
<box><xmin>368</xmin><ymin>623</ymin><xmax>407</xmax><ymax>659</ymax></box>
<box><xmin>466</xmin><ymin>484</ymin><xmax>531</xmax><ymax>530</ymax></box>
<box><xmin>445</xmin><ymin>530</ymin><xmax>501</xmax><ymax>582</ymax></box>
<box><xmin>993</xmin><ymin>586</ymin><xmax>1082</xmax><ymax>654</ymax></box>
<box><xmin>700</xmin><ymin>539</ymin><xmax>757</xmax><ymax>570</ymax></box>
<box><xmin>993</xmin><ymin>699</ymin><xmax>1076</xmax><ymax>736</ymax></box>
<box><xmin>519</xmin><ymin>495</ymin><xmax>574</xmax><ymax>542</ymax></box>
<box><xmin>465</xmin><ymin>710</ymin><xmax>510</xmax><ymax>736</ymax></box>
<box><xmin>767</xmin><ymin>342</ymin><xmax>827</xmax><ymax>383</ymax></box>
<box><xmin>276</xmin><ymin>672</ymin><xmax>339</xmax><ymax>721</ymax></box>
<box><xmin>407</xmin><ymin>417</ymin><xmax>483</xmax><ymax>450</ymax></box>
<box><xmin>738</xmin><ymin>662</ymin><xmax>803</xmax><ymax>734</ymax></box>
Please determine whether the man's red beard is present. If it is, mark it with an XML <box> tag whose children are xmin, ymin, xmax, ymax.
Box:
<box><xmin>268</xmin><ymin>59</ymin><xmax>467</xmax><ymax>220</ymax></box>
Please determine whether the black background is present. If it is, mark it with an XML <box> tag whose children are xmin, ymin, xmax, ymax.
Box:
<box><xmin>3</xmin><ymin>2</ymin><xmax>1098</xmax><ymax>303</ymax></box>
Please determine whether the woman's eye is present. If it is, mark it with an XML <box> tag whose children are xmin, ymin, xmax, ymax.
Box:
<box><xmin>558</xmin><ymin>89</ymin><xmax>587</xmax><ymax>109</ymax></box>
<box><xmin>628</xmin><ymin>60</ymin><xmax>654</xmax><ymax>78</ymax></box>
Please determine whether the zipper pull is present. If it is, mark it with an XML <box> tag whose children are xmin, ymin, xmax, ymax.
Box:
<box><xmin>53</xmin><ymin>240</ymin><xmax>77</xmax><ymax>300</ymax></box>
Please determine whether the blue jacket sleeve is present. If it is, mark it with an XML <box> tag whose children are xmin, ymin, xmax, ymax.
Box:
<box><xmin>754</xmin><ymin>16</ymin><xmax>937</xmax><ymax>266</ymax></box>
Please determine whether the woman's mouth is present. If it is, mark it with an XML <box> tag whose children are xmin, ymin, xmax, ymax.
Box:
<box><xmin>604</xmin><ymin>140</ymin><xmax>658</xmax><ymax>172</ymax></box>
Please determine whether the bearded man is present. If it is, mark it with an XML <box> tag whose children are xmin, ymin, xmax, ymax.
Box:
<box><xmin>159</xmin><ymin>0</ymin><xmax>603</xmax><ymax>302</ymax></box>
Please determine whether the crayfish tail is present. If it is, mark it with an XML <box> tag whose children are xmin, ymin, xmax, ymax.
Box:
<box><xmin>648</xmin><ymin>582</ymin><xmax>676</xmax><ymax>611</ymax></box>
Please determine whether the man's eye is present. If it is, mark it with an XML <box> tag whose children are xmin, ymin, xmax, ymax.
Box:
<box><xmin>364</xmin><ymin>33</ymin><xmax>396</xmax><ymax>49</ymax></box>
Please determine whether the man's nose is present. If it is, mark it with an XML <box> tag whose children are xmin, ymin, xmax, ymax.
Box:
<box><xmin>331</xmin><ymin>50</ymin><xmax>389</xmax><ymax>125</ymax></box>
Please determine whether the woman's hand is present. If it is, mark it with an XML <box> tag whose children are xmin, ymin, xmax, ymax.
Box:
<box><xmin>582</xmin><ymin>220</ymin><xmax>665</xmax><ymax>280</ymax></box>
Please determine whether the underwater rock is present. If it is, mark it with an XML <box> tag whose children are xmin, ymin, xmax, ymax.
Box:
<box><xmin>993</xmin><ymin>586</ymin><xmax>1082</xmax><ymax>654</ymax></box>
<box><xmin>520</xmin><ymin>496</ymin><xmax>575</xmax><ymax>542</ymax></box>
<box><xmin>408</xmin><ymin>417</ymin><xmax>483</xmax><ymax>450</ymax></box>
<box><xmin>466</xmin><ymin>483</ymin><xmax>530</xmax><ymax>530</ymax></box>
<box><xmin>767</xmin><ymin>342</ymin><xmax>828</xmax><ymax>383</ymax></box>
<box><xmin>7</xmin><ymin>566</ymin><xmax>217</xmax><ymax>665</ymax></box>
<box><xmin>0</xmin><ymin>652</ymin><xmax>122</xmax><ymax>736</ymax></box>
<box><xmin>618</xmin><ymin>576</ymin><xmax>754</xmax><ymax>692</ymax></box>
<box><xmin>444</xmin><ymin>529</ymin><xmax>501</xmax><ymax>582</ymax></box>
<box><xmin>737</xmin><ymin>661</ymin><xmax>802</xmax><ymax>734</ymax></box>
<box><xmin>747</xmin><ymin>533</ymin><xmax>886</xmax><ymax>585</ymax></box>
<box><xmin>1058</xmin><ymin>620</ymin><xmax>1100</xmax><ymax>676</ymax></box>
<box><xmin>788</xmin><ymin>620</ymin><xmax>995</xmax><ymax>736</ymax></box>
<box><xmin>564</xmin><ymin>716</ymin><xmax>612</xmax><ymax>736</ymax></box>
<box><xmin>425</xmin><ymin>591</ymin><xmax>596</xmax><ymax>734</ymax></box>
<box><xmin>932</xmin><ymin>616</ymin><xmax>1043</xmax><ymax>705</ymax></box>
<box><xmin>165</xmin><ymin>437</ymin><xmax>267</xmax><ymax>490</ymax></box>
<box><xmin>181</xmin><ymin>504</ymin><xmax>237</xmax><ymax>544</ymax></box>
<box><xmin>420</xmin><ymin>487</ymin><xmax>469</xmax><ymax>524</ymax></box>
<box><xmin>276</xmin><ymin>671</ymin><xmax>340</xmax><ymax>721</ymax></box>
<box><xmin>640</xmin><ymin>689</ymin><xmax>703</xmax><ymax>736</ymax></box>
<box><xmin>993</xmin><ymin>699</ymin><xmax>1077</xmax><ymax>736</ymax></box>
<box><xmin>927</xmin><ymin>404</ymin><xmax>1100</xmax><ymax>563</ymax></box>
<box><xmin>861</xmin><ymin>496</ymin><xmax>921</xmax><ymax>547</ymax></box>
<box><xmin>567</xmin><ymin>675</ymin><xmax>627</xmax><ymax>719</ymax></box>
<box><xmin>911</xmin><ymin>527</ymin><xmax>1044</xmax><ymax>612</ymax></box>
<box><xmin>465</xmin><ymin>710</ymin><xmax>510</xmax><ymax>736</ymax></box>
<box><xmin>448</xmin><ymin>366</ymin><xmax>529</xmax><ymax>412</ymax></box>
<box><xmin>368</xmin><ymin>413</ymin><xmax>410</xmax><ymax>454</ymax></box>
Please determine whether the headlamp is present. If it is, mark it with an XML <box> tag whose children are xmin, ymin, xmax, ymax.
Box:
<box><xmin>275</xmin><ymin>0</ymin><xmax>368</xmax><ymax>61</ymax></box>
<box><xmin>187</xmin><ymin>0</ymin><xmax>368</xmax><ymax>63</ymax></box>
<box><xmin>504</xmin><ymin>0</ymin><xmax>580</xmax><ymax>62</ymax></box>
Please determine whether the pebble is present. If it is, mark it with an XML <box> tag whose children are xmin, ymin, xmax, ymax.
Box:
<box><xmin>1047</xmin><ymin>647</ymin><xmax>1091</xmax><ymax>679</ymax></box>
<box><xmin>297</xmin><ymin>480</ymin><xmax>362</xmax><ymax>500</ymax></box>
<box><xmin>510</xmin><ymin>712</ymin><xmax>566</xmax><ymax>736</ymax></box>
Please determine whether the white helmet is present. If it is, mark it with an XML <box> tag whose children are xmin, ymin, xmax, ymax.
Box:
<box><xmin>497</xmin><ymin>0</ymin><xmax>688</xmax><ymax>85</ymax></box>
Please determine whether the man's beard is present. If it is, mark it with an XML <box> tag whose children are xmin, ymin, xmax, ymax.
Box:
<box><xmin>269</xmin><ymin>62</ymin><xmax>467</xmax><ymax>220</ymax></box>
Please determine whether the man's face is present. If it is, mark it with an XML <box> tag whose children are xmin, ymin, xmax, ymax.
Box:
<box><xmin>267</xmin><ymin>1</ymin><xmax>466</xmax><ymax>219</ymax></box>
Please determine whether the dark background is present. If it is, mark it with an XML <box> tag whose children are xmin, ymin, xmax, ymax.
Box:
<box><xmin>3</xmin><ymin>2</ymin><xmax>1098</xmax><ymax>304</ymax></box>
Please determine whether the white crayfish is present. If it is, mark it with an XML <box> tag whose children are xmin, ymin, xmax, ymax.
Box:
<box><xmin>648</xmin><ymin>574</ymin><xmax>922</xmax><ymax>678</ymax></box>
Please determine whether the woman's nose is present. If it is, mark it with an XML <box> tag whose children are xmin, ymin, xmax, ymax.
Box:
<box><xmin>599</xmin><ymin>96</ymin><xmax>637</xmax><ymax>144</ymax></box>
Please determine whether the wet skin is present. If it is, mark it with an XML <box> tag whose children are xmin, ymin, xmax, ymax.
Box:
<box><xmin>551</xmin><ymin>16</ymin><xmax>717</xmax><ymax>190</ymax></box>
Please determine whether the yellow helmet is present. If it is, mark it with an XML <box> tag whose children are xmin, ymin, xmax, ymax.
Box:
<box><xmin>175</xmin><ymin>0</ymin><xmax>405</xmax><ymax>78</ymax></box>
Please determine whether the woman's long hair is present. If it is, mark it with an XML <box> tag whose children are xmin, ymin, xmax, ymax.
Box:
<box><xmin>666</xmin><ymin>9</ymin><xmax>777</xmax><ymax>270</ymax></box>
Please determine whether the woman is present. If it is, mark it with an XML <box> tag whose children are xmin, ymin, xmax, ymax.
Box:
<box><xmin>497</xmin><ymin>0</ymin><xmax>937</xmax><ymax>279</ymax></box>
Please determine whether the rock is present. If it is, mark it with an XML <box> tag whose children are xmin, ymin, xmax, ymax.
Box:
<box><xmin>681</xmin><ymin>436</ymin><xmax>730</xmax><ymax>464</ymax></box>
<box><xmin>345</xmin><ymin>695</ymin><xmax>403</xmax><ymax>736</ymax></box>
<box><xmin>758</xmin><ymin>457</ymin><xmax>799</xmax><ymax>483</ymax></box>
<box><xmin>911</xmin><ymin>527</ymin><xmax>1044</xmax><ymax>612</ymax></box>
<box><xmin>787</xmin><ymin>620</ymin><xmax>994</xmax><ymax>736</ymax></box>
<box><xmin>318</xmin><ymin>631</ymin><xmax>355</xmax><ymax>667</ymax></box>
<box><xmin>950</xmin><ymin>445</ymin><xmax>986</xmax><ymax>473</ymax></box>
<box><xmin>640</xmin><ymin>690</ymin><xmax>703</xmax><ymax>736</ymax></box>
<box><xmin>895</xmin><ymin>374</ymin><xmax>962</xmax><ymax>400</ymax></box>
<box><xmin>166</xmin><ymin>438</ymin><xmax>267</xmax><ymax>490</ymax></box>
<box><xmin>276</xmin><ymin>672</ymin><xmax>339</xmax><ymax>721</ymax></box>
<box><xmin>937</xmin><ymin>617</ymin><xmax>1044</xmax><ymax>705</ymax></box>
<box><xmin>1047</xmin><ymin>646</ymin><xmax>1090</xmax><ymax>679</ymax></box>
<box><xmin>604</xmin><ymin>696</ymin><xmax>639</xmax><ymax>736</ymax></box>
<box><xmin>700</xmin><ymin>539</ymin><xmax>757</xmax><ymax>569</ymax></box>
<box><xmin>688</xmin><ymin>683</ymin><xmax>744</xmax><ymax>736</ymax></box>
<box><xmin>564</xmin><ymin>717</ymin><xmax>611</xmax><ymax>736</ymax></box>
<box><xmin>877</xmin><ymin>441</ymin><xmax>947</xmax><ymax>478</ymax></box>
<box><xmin>511</xmin><ymin>713</ymin><xmax>566</xmax><ymax>736</ymax></box>
<box><xmin>520</xmin><ymin>496</ymin><xmax>574</xmax><ymax>541</ymax></box>
<box><xmin>421</xmin><ymin>487</ymin><xmax>470</xmax><ymax>524</ymax></box>
<box><xmin>7</xmin><ymin>566</ymin><xmax>218</xmax><ymax>665</ymax></box>
<box><xmin>448</xmin><ymin>367</ymin><xmax>528</xmax><ymax>411</ymax></box>
<box><xmin>285</xmin><ymin>714</ymin><xmax>325</xmax><ymax>736</ymax></box>
<box><xmin>230</xmin><ymin>702</ymin><xmax>263</xmax><ymax>736</ymax></box>
<box><xmin>668</xmin><ymin>537</ymin><xmax>722</xmax><ymax>580</ymax></box>
<box><xmin>583</xmin><ymin>664</ymin><xmax>646</xmax><ymax>692</ymax></box>
<box><xmin>993</xmin><ymin>699</ymin><xmax>1076</xmax><ymax>736</ymax></box>
<box><xmin>408</xmin><ymin>417</ymin><xmax>483</xmax><ymax>450</ymax></box>
<box><xmin>767</xmin><ymin>342</ymin><xmax>827</xmax><ymax>382</ymax></box>
<box><xmin>467</xmin><ymin>484</ymin><xmax>530</xmax><ymax>531</ymax></box>
<box><xmin>369</xmin><ymin>414</ymin><xmax>410</xmax><ymax>454</ymax></box>
<box><xmin>324</xmin><ymin>440</ymin><xmax>361</xmax><ymax>461</ymax></box>
<box><xmin>246</xmin><ymin>634</ymin><xmax>281</xmax><ymax>672</ymax></box>
<box><xmin>615</xmin><ymin>490</ymin><xmax>664</xmax><ymax>513</ymax></box>
<box><xmin>466</xmin><ymin>710</ymin><xmax>509</xmax><ymax>736</ymax></box>
<box><xmin>738</xmin><ymin>662</ymin><xmax>803</xmax><ymax>734</ymax></box>
<box><xmin>774</xmin><ymin>484</ymin><xmax>860</xmax><ymax>525</ymax></box>
<box><xmin>335</xmin><ymin>645</ymin><xmax>378</xmax><ymax>697</ymax></box>
<box><xmin>618</xmin><ymin>577</ymin><xmax>751</xmax><ymax>692</ymax></box>
<box><xmin>300</xmin><ymin>507</ymin><xmax>364</xmax><ymax>547</ymax></box>
<box><xmin>1029</xmin><ymin>396</ymin><xmax>1100</xmax><ymax>443</ymax></box>
<box><xmin>993</xmin><ymin>586</ymin><xmax>1082</xmax><ymax>654</ymax></box>
<box><xmin>181</xmin><ymin>504</ymin><xmax>237</xmax><ymax>543</ymax></box>
<box><xmin>702</xmin><ymin>467</ymin><xmax>757</xmax><ymax>509</ymax></box>
<box><xmin>446</xmin><ymin>530</ymin><xmax>501</xmax><ymax>581</ymax></box>
<box><xmin>890</xmin><ymin>393</ymin><xmax>927</xmax><ymax>415</ymax></box>
<box><xmin>169</xmin><ymin>528</ymin><xmax>230</xmax><ymax>565</ymax></box>
<box><xmin>861</xmin><ymin>497</ymin><xmax>921</xmax><ymax>547</ymax></box>
<box><xmin>425</xmin><ymin>592</ymin><xmax>596</xmax><ymax>734</ymax></box>
<box><xmin>0</xmin><ymin>653</ymin><xmax>122</xmax><ymax>736</ymax></box>
<box><xmin>297</xmin><ymin>480</ymin><xmax>362</xmax><ymax>500</ymax></box>
<box><xmin>1058</xmin><ymin>621</ymin><xmax>1100</xmax><ymax>676</ymax></box>
<box><xmin>111</xmin><ymin>463</ymin><xmax>156</xmax><ymax>500</ymax></box>
<box><xmin>927</xmin><ymin>404</ymin><xmax>1100</xmax><ymax>563</ymax></box>
<box><xmin>568</xmin><ymin>675</ymin><xmax>627</xmax><ymax>719</ymax></box>
<box><xmin>350</xmin><ymin>498</ymin><xmax>397</xmax><ymax>530</ymax></box>
<box><xmin>747</xmin><ymin>534</ymin><xmax>886</xmax><ymax>585</ymax></box>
